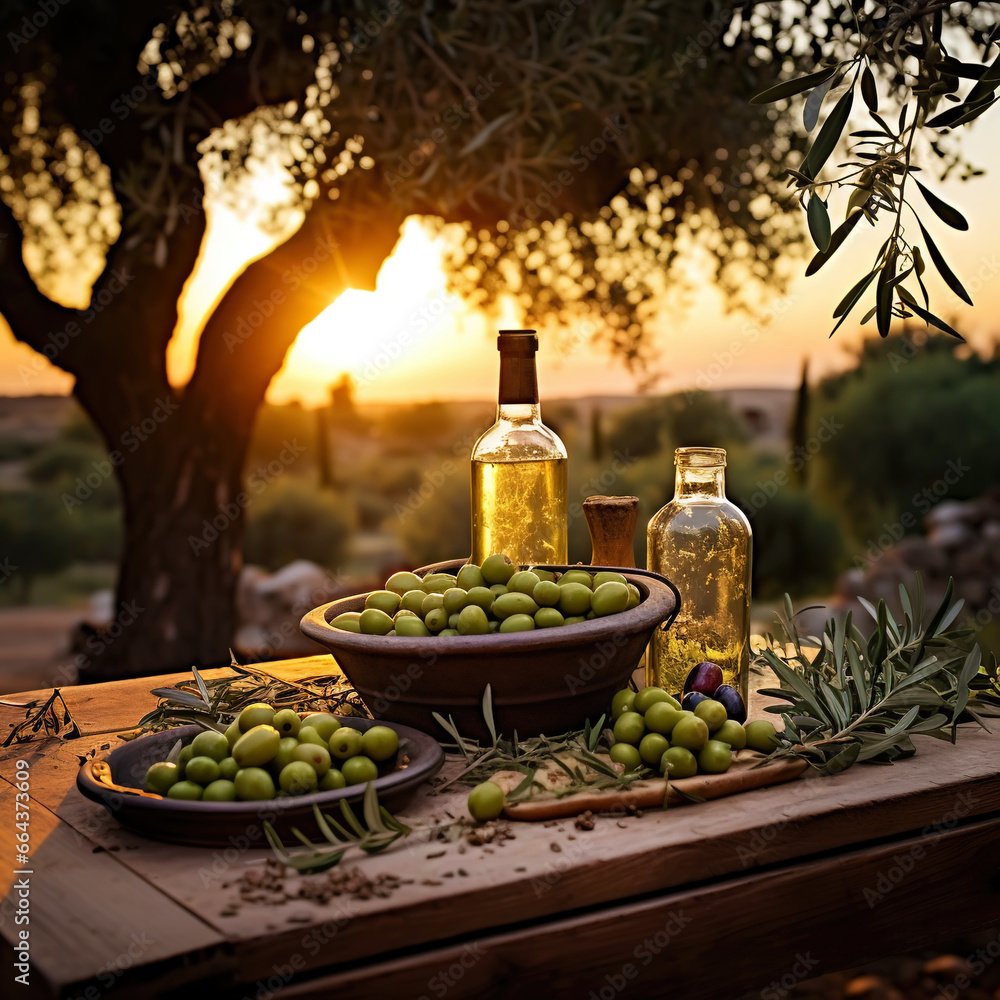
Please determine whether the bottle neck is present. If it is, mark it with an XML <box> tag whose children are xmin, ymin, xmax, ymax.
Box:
<box><xmin>497</xmin><ymin>350</ymin><xmax>540</xmax><ymax>424</ymax></box>
<box><xmin>674</xmin><ymin>465</ymin><xmax>726</xmax><ymax>499</ymax></box>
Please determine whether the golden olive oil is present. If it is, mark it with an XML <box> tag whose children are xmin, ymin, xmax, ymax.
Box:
<box><xmin>471</xmin><ymin>457</ymin><xmax>568</xmax><ymax>567</ymax></box>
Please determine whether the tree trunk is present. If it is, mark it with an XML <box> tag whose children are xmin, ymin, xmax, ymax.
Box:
<box><xmin>79</xmin><ymin>206</ymin><xmax>406</xmax><ymax>680</ymax></box>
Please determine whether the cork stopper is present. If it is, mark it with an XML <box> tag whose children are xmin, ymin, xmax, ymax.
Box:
<box><xmin>583</xmin><ymin>495</ymin><xmax>639</xmax><ymax>567</ymax></box>
<box><xmin>497</xmin><ymin>330</ymin><xmax>538</xmax><ymax>404</ymax></box>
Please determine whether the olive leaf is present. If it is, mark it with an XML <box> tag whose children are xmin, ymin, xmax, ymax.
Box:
<box><xmin>801</xmin><ymin>86</ymin><xmax>854</xmax><ymax>180</ymax></box>
<box><xmin>807</xmin><ymin>195</ymin><xmax>831</xmax><ymax>251</ymax></box>
<box><xmin>755</xmin><ymin>577</ymin><xmax>989</xmax><ymax>772</ymax></box>
<box><xmin>912</xmin><ymin>178</ymin><xmax>969</xmax><ymax>231</ymax></box>
<box><xmin>914</xmin><ymin>219</ymin><xmax>972</xmax><ymax>304</ymax></box>
<box><xmin>750</xmin><ymin>65</ymin><xmax>839</xmax><ymax>105</ymax></box>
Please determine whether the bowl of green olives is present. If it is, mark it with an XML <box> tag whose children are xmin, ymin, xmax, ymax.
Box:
<box><xmin>300</xmin><ymin>557</ymin><xmax>680</xmax><ymax>743</ymax></box>
<box><xmin>76</xmin><ymin>713</ymin><xmax>443</xmax><ymax>847</ymax></box>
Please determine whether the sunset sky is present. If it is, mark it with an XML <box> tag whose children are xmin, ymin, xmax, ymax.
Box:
<box><xmin>2</xmin><ymin>123</ymin><xmax>998</xmax><ymax>406</ymax></box>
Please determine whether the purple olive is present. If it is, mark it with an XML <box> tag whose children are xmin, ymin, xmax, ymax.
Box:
<box><xmin>713</xmin><ymin>684</ymin><xmax>747</xmax><ymax>725</ymax></box>
<box><xmin>683</xmin><ymin>661</ymin><xmax>725</xmax><ymax>696</ymax></box>
<box><xmin>681</xmin><ymin>690</ymin><xmax>710</xmax><ymax>713</ymax></box>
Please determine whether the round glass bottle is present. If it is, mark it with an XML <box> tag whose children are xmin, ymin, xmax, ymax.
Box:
<box><xmin>471</xmin><ymin>330</ymin><xmax>568</xmax><ymax>566</ymax></box>
<box><xmin>646</xmin><ymin>447</ymin><xmax>752</xmax><ymax>703</ymax></box>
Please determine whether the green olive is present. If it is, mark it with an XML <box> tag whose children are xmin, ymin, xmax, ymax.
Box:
<box><xmin>593</xmin><ymin>571</ymin><xmax>628</xmax><ymax>588</ymax></box>
<box><xmin>420</xmin><ymin>593</ymin><xmax>445</xmax><ymax>615</ymax></box>
<box><xmin>385</xmin><ymin>571</ymin><xmax>424</xmax><ymax>596</ymax></box>
<box><xmin>234</xmin><ymin>767</ymin><xmax>275</xmax><ymax>801</ymax></box>
<box><xmin>439</xmin><ymin>628</ymin><xmax>460</xmax><ymax>636</ymax></box>
<box><xmin>424</xmin><ymin>608</ymin><xmax>448</xmax><ymax>632</ymax></box>
<box><xmin>532</xmin><ymin>568</ymin><xmax>556</xmax><ymax>582</ymax></box>
<box><xmin>144</xmin><ymin>761</ymin><xmax>180</xmax><ymax>795</ymax></box>
<box><xmin>532</xmin><ymin>580</ymin><xmax>561</xmax><ymax>607</ymax></box>
<box><xmin>224</xmin><ymin>720</ymin><xmax>241</xmax><ymax>749</ymax></box>
<box><xmin>671</xmin><ymin>716</ymin><xmax>710</xmax><ymax>752</ymax></box>
<box><xmin>167</xmin><ymin>780</ymin><xmax>204</xmax><ymax>800</ymax></box>
<box><xmin>301</xmin><ymin>713</ymin><xmax>340</xmax><ymax>741</ymax></box>
<box><xmin>456</xmin><ymin>563</ymin><xmax>485</xmax><ymax>590</ymax></box>
<box><xmin>319</xmin><ymin>769</ymin><xmax>346</xmax><ymax>791</ymax></box>
<box><xmin>291</xmin><ymin>743</ymin><xmax>331</xmax><ymax>777</ymax></box>
<box><xmin>534</xmin><ymin>607</ymin><xmax>565</xmax><ymax>628</ymax></box>
<box><xmin>660</xmin><ymin>746</ymin><xmax>697</xmax><ymax>778</ymax></box>
<box><xmin>507</xmin><ymin>570</ymin><xmax>541</xmax><ymax>595</ymax></box>
<box><xmin>396</xmin><ymin>616</ymin><xmax>431</xmax><ymax>637</ymax></box>
<box><xmin>331</xmin><ymin>612</ymin><xmax>362</xmax><ymax>633</ymax></box>
<box><xmin>489</xmin><ymin>584</ymin><xmax>508</xmax><ymax>598</ymax></box>
<box><xmin>480</xmin><ymin>553</ymin><xmax>515</xmax><ymax>585</ymax></box>
<box><xmin>393</xmin><ymin>609</ymin><xmax>418</xmax><ymax>621</ymax></box>
<box><xmin>329</xmin><ymin>727</ymin><xmax>364</xmax><ymax>760</ymax></box>
<box><xmin>591</xmin><ymin>581</ymin><xmax>630</xmax><ymax>617</ymax></box>
<box><xmin>457</xmin><ymin>604</ymin><xmax>490</xmax><ymax>635</ymax></box>
<box><xmin>297</xmin><ymin>726</ymin><xmax>327</xmax><ymax>747</ymax></box>
<box><xmin>693</xmin><ymin>699</ymin><xmax>728</xmax><ymax>733</ymax></box>
<box><xmin>185</xmin><ymin>755</ymin><xmax>221</xmax><ymax>785</ymax></box>
<box><xmin>232</xmin><ymin>724</ymin><xmax>281</xmax><ymax>767</ymax></box>
<box><xmin>499</xmin><ymin>613</ymin><xmax>535</xmax><ymax>633</ymax></box>
<box><xmin>272</xmin><ymin>738</ymin><xmax>299</xmax><ymax>771</ymax></box>
<box><xmin>272</xmin><ymin>708</ymin><xmax>302</xmax><ymax>737</ymax></box>
<box><xmin>464</xmin><ymin>586</ymin><xmax>495</xmax><ymax>610</ymax></box>
<box><xmin>625</xmin><ymin>584</ymin><xmax>642</xmax><ymax>610</ymax></box>
<box><xmin>716</xmin><ymin>719</ymin><xmax>747</xmax><ymax>751</ymax></box>
<box><xmin>177</xmin><ymin>745</ymin><xmax>194</xmax><ymax>771</ymax></box>
<box><xmin>238</xmin><ymin>702</ymin><xmax>275</xmax><ymax>733</ymax></box>
<box><xmin>559</xmin><ymin>569</ymin><xmax>593</xmax><ymax>588</ymax></box>
<box><xmin>610</xmin><ymin>688</ymin><xmax>636</xmax><ymax>718</ymax></box>
<box><xmin>698</xmin><ymin>740</ymin><xmax>733</xmax><ymax>774</ymax></box>
<box><xmin>467</xmin><ymin>781</ymin><xmax>505</xmax><ymax>821</ymax></box>
<box><xmin>448</xmin><ymin>612</ymin><xmax>461</xmax><ymax>629</ymax></box>
<box><xmin>443</xmin><ymin>588</ymin><xmax>469</xmax><ymax>614</ymax></box>
<box><xmin>639</xmin><ymin>732</ymin><xmax>671</xmax><ymax>766</ymax></box>
<box><xmin>563</xmin><ymin>615</ymin><xmax>587</xmax><ymax>626</ymax></box>
<box><xmin>492</xmin><ymin>591</ymin><xmax>538</xmax><ymax>619</ymax></box>
<box><xmin>744</xmin><ymin>720</ymin><xmax>781</xmax><ymax>753</ymax></box>
<box><xmin>613</xmin><ymin>711</ymin><xmax>645</xmax><ymax>745</ymax></box>
<box><xmin>362</xmin><ymin>725</ymin><xmax>400</xmax><ymax>762</ymax></box>
<box><xmin>420</xmin><ymin>573</ymin><xmax>458</xmax><ymax>593</ymax></box>
<box><xmin>280</xmin><ymin>760</ymin><xmax>319</xmax><ymax>794</ymax></box>
<box><xmin>218</xmin><ymin>756</ymin><xmax>239</xmax><ymax>781</ymax></box>
<box><xmin>633</xmin><ymin>686</ymin><xmax>672</xmax><ymax>714</ymax></box>
<box><xmin>359</xmin><ymin>608</ymin><xmax>394</xmax><ymax>635</ymax></box>
<box><xmin>399</xmin><ymin>589</ymin><xmax>427</xmax><ymax>614</ymax></box>
<box><xmin>191</xmin><ymin>729</ymin><xmax>230</xmax><ymax>762</ymax></box>
<box><xmin>202</xmin><ymin>779</ymin><xmax>237</xmax><ymax>802</ymax></box>
<box><xmin>341</xmin><ymin>755</ymin><xmax>379</xmax><ymax>785</ymax></box>
<box><xmin>609</xmin><ymin>742</ymin><xmax>642</xmax><ymax>771</ymax></box>
<box><xmin>643</xmin><ymin>702</ymin><xmax>685</xmax><ymax>736</ymax></box>
<box><xmin>557</xmin><ymin>582</ymin><xmax>592</xmax><ymax>617</ymax></box>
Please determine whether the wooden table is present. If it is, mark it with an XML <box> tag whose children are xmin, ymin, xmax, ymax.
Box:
<box><xmin>2</xmin><ymin>655</ymin><xmax>999</xmax><ymax>1000</ymax></box>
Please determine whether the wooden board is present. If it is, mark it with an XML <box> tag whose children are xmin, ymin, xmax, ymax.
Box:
<box><xmin>497</xmin><ymin>753</ymin><xmax>808</xmax><ymax>820</ymax></box>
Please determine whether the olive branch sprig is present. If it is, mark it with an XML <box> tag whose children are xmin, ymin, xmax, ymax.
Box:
<box><xmin>752</xmin><ymin>4</ymin><xmax>1000</xmax><ymax>340</ymax></box>
<box><xmin>755</xmin><ymin>576</ymin><xmax>992</xmax><ymax>775</ymax></box>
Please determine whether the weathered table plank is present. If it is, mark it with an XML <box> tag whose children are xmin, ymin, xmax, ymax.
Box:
<box><xmin>2</xmin><ymin>659</ymin><xmax>999</xmax><ymax>999</ymax></box>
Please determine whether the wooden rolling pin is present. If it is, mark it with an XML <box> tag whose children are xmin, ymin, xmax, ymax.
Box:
<box><xmin>583</xmin><ymin>495</ymin><xmax>639</xmax><ymax>567</ymax></box>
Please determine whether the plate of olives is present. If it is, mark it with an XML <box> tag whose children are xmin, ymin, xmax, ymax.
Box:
<box><xmin>76</xmin><ymin>711</ymin><xmax>444</xmax><ymax>847</ymax></box>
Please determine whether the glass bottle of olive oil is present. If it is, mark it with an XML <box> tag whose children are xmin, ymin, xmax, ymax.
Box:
<box><xmin>471</xmin><ymin>330</ymin><xmax>568</xmax><ymax>566</ymax></box>
<box><xmin>646</xmin><ymin>447</ymin><xmax>752</xmax><ymax>703</ymax></box>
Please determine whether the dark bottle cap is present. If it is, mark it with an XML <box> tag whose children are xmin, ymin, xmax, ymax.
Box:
<box><xmin>497</xmin><ymin>330</ymin><xmax>538</xmax><ymax>404</ymax></box>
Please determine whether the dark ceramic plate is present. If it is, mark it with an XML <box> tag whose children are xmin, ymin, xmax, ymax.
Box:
<box><xmin>300</xmin><ymin>562</ymin><xmax>680</xmax><ymax>743</ymax></box>
<box><xmin>76</xmin><ymin>716</ymin><xmax>444</xmax><ymax>847</ymax></box>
